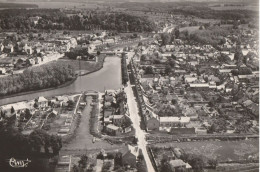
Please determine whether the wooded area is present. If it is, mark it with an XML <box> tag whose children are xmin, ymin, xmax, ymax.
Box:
<box><xmin>0</xmin><ymin>63</ymin><xmax>75</xmax><ymax>96</ymax></box>
<box><xmin>0</xmin><ymin>9</ymin><xmax>157</xmax><ymax>32</ymax></box>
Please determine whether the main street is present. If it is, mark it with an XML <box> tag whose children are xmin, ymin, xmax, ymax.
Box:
<box><xmin>125</xmin><ymin>83</ymin><xmax>155</xmax><ymax>172</ymax></box>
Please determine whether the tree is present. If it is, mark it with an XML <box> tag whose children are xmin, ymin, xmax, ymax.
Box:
<box><xmin>165</xmin><ymin>65</ymin><xmax>172</xmax><ymax>74</ymax></box>
<box><xmin>50</xmin><ymin>135</ymin><xmax>62</xmax><ymax>155</ymax></box>
<box><xmin>72</xmin><ymin>164</ymin><xmax>79</xmax><ymax>172</ymax></box>
<box><xmin>78</xmin><ymin>155</ymin><xmax>88</xmax><ymax>169</ymax></box>
<box><xmin>182</xmin><ymin>153</ymin><xmax>205</xmax><ymax>172</ymax></box>
<box><xmin>34</xmin><ymin>102</ymin><xmax>38</xmax><ymax>109</ymax></box>
<box><xmin>171</xmin><ymin>99</ymin><xmax>177</xmax><ymax>105</ymax></box>
<box><xmin>97</xmin><ymin>152</ymin><xmax>104</xmax><ymax>160</ymax></box>
<box><xmin>140</xmin><ymin>54</ymin><xmax>146</xmax><ymax>61</ymax></box>
<box><xmin>114</xmin><ymin>152</ymin><xmax>123</xmax><ymax>167</ymax></box>
<box><xmin>11</xmin><ymin>106</ymin><xmax>15</xmax><ymax>114</ymax></box>
<box><xmin>208</xmin><ymin>159</ymin><xmax>218</xmax><ymax>169</ymax></box>
<box><xmin>174</xmin><ymin>28</ymin><xmax>180</xmax><ymax>39</ymax></box>
<box><xmin>231</xmin><ymin>69</ymin><xmax>239</xmax><ymax>76</ymax></box>
<box><xmin>145</xmin><ymin>66</ymin><xmax>154</xmax><ymax>74</ymax></box>
<box><xmin>234</xmin><ymin>49</ymin><xmax>243</xmax><ymax>62</ymax></box>
<box><xmin>208</xmin><ymin>100</ymin><xmax>215</xmax><ymax>107</ymax></box>
<box><xmin>161</xmin><ymin>33</ymin><xmax>171</xmax><ymax>45</ymax></box>
<box><xmin>160</xmin><ymin>158</ymin><xmax>174</xmax><ymax>172</ymax></box>
<box><xmin>67</xmin><ymin>100</ymin><xmax>75</xmax><ymax>108</ymax></box>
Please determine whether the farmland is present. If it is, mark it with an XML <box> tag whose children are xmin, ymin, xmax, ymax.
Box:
<box><xmin>153</xmin><ymin>139</ymin><xmax>259</xmax><ymax>162</ymax></box>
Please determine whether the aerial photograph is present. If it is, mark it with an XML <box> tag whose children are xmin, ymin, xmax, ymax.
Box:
<box><xmin>0</xmin><ymin>0</ymin><xmax>258</xmax><ymax>171</ymax></box>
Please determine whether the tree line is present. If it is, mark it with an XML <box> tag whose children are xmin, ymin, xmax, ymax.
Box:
<box><xmin>0</xmin><ymin>125</ymin><xmax>62</xmax><ymax>160</ymax></box>
<box><xmin>0</xmin><ymin>62</ymin><xmax>75</xmax><ymax>96</ymax></box>
<box><xmin>121</xmin><ymin>54</ymin><xmax>129</xmax><ymax>85</ymax></box>
<box><xmin>0</xmin><ymin>9</ymin><xmax>157</xmax><ymax>32</ymax></box>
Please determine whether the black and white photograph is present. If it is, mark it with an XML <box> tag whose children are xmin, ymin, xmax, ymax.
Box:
<box><xmin>0</xmin><ymin>0</ymin><xmax>258</xmax><ymax>171</ymax></box>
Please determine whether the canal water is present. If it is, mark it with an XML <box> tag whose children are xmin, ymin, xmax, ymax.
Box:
<box><xmin>0</xmin><ymin>56</ymin><xmax>122</xmax><ymax>105</ymax></box>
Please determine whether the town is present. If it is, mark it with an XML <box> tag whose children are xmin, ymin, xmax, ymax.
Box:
<box><xmin>0</xmin><ymin>0</ymin><xmax>258</xmax><ymax>172</ymax></box>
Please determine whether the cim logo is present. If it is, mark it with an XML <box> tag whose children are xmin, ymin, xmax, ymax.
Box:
<box><xmin>9</xmin><ymin>158</ymin><xmax>31</xmax><ymax>168</ymax></box>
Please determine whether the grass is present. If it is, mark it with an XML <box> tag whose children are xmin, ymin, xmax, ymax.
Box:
<box><xmin>193</xmin><ymin>18</ymin><xmax>220</xmax><ymax>24</ymax></box>
<box><xmin>153</xmin><ymin>139</ymin><xmax>259</xmax><ymax>163</ymax></box>
<box><xmin>180</xmin><ymin>26</ymin><xmax>200</xmax><ymax>33</ymax></box>
<box><xmin>57</xmin><ymin>54</ymin><xmax>105</xmax><ymax>75</ymax></box>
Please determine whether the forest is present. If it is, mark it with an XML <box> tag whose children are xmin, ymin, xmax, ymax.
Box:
<box><xmin>0</xmin><ymin>62</ymin><xmax>75</xmax><ymax>96</ymax></box>
<box><xmin>0</xmin><ymin>9</ymin><xmax>157</xmax><ymax>32</ymax></box>
<box><xmin>118</xmin><ymin>2</ymin><xmax>257</xmax><ymax>21</ymax></box>
<box><xmin>0</xmin><ymin>124</ymin><xmax>62</xmax><ymax>171</ymax></box>
<box><xmin>0</xmin><ymin>2</ymin><xmax>38</xmax><ymax>9</ymax></box>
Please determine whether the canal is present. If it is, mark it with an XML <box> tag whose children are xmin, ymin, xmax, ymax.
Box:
<box><xmin>0</xmin><ymin>56</ymin><xmax>122</xmax><ymax>105</ymax></box>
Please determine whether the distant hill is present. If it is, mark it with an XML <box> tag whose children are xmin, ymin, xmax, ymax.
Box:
<box><xmin>0</xmin><ymin>2</ymin><xmax>38</xmax><ymax>8</ymax></box>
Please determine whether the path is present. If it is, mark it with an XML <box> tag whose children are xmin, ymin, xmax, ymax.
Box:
<box><xmin>125</xmin><ymin>84</ymin><xmax>155</xmax><ymax>172</ymax></box>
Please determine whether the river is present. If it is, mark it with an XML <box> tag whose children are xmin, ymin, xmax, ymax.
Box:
<box><xmin>0</xmin><ymin>56</ymin><xmax>122</xmax><ymax>105</ymax></box>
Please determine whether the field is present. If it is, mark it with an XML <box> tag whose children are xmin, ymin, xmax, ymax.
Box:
<box><xmin>57</xmin><ymin>54</ymin><xmax>105</xmax><ymax>75</ymax></box>
<box><xmin>0</xmin><ymin>1</ymin><xmax>101</xmax><ymax>9</ymax></box>
<box><xmin>194</xmin><ymin>18</ymin><xmax>220</xmax><ymax>24</ymax></box>
<box><xmin>180</xmin><ymin>26</ymin><xmax>200</xmax><ymax>33</ymax></box>
<box><xmin>154</xmin><ymin>139</ymin><xmax>259</xmax><ymax>163</ymax></box>
<box><xmin>210</xmin><ymin>5</ymin><xmax>258</xmax><ymax>11</ymax></box>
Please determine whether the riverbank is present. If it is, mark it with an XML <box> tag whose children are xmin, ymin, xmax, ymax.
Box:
<box><xmin>0</xmin><ymin>55</ymin><xmax>122</xmax><ymax>106</ymax></box>
<box><xmin>0</xmin><ymin>55</ymin><xmax>106</xmax><ymax>104</ymax></box>
<box><xmin>0</xmin><ymin>77</ymin><xmax>77</xmax><ymax>104</ymax></box>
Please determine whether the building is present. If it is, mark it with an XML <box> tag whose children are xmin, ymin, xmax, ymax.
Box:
<box><xmin>0</xmin><ymin>102</ymin><xmax>29</xmax><ymax>118</ymax></box>
<box><xmin>144</xmin><ymin>110</ymin><xmax>160</xmax><ymax>131</ymax></box>
<box><xmin>112</xmin><ymin>115</ymin><xmax>126</xmax><ymax>127</ymax></box>
<box><xmin>160</xmin><ymin>117</ymin><xmax>190</xmax><ymax>128</ymax></box>
<box><xmin>37</xmin><ymin>96</ymin><xmax>48</xmax><ymax>108</ymax></box>
<box><xmin>122</xmin><ymin>145</ymin><xmax>139</xmax><ymax>168</ymax></box>
<box><xmin>169</xmin><ymin>159</ymin><xmax>192</xmax><ymax>171</ymax></box>
<box><xmin>0</xmin><ymin>67</ymin><xmax>6</xmax><ymax>74</ymax></box>
<box><xmin>106</xmin><ymin>124</ymin><xmax>122</xmax><ymax>136</ymax></box>
<box><xmin>3</xmin><ymin>44</ymin><xmax>14</xmax><ymax>53</ymax></box>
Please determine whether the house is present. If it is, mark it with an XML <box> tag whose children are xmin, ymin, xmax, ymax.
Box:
<box><xmin>50</xmin><ymin>110</ymin><xmax>58</xmax><ymax>117</ymax></box>
<box><xmin>104</xmin><ymin>109</ymin><xmax>113</xmax><ymax>118</ymax></box>
<box><xmin>0</xmin><ymin>67</ymin><xmax>6</xmax><ymax>74</ymax></box>
<box><xmin>243</xmin><ymin>100</ymin><xmax>253</xmax><ymax>107</ymax></box>
<box><xmin>189</xmin><ymin>83</ymin><xmax>209</xmax><ymax>90</ymax></box>
<box><xmin>106</xmin><ymin>124</ymin><xmax>122</xmax><ymax>136</ymax></box>
<box><xmin>160</xmin><ymin>117</ymin><xmax>190</xmax><ymax>128</ymax></box>
<box><xmin>27</xmin><ymin>58</ymin><xmax>35</xmax><ymax>65</ymax></box>
<box><xmin>169</xmin><ymin>159</ymin><xmax>192</xmax><ymax>171</ymax></box>
<box><xmin>3</xmin><ymin>44</ymin><xmax>14</xmax><ymax>53</ymax></box>
<box><xmin>122</xmin><ymin>145</ymin><xmax>139</xmax><ymax>168</ymax></box>
<box><xmin>29</xmin><ymin>16</ymin><xmax>41</xmax><ymax>25</ymax></box>
<box><xmin>112</xmin><ymin>115</ymin><xmax>126</xmax><ymax>126</ymax></box>
<box><xmin>0</xmin><ymin>102</ymin><xmax>29</xmax><ymax>118</ymax></box>
<box><xmin>37</xmin><ymin>96</ymin><xmax>48</xmax><ymax>108</ymax></box>
<box><xmin>144</xmin><ymin>110</ymin><xmax>160</xmax><ymax>131</ymax></box>
<box><xmin>24</xmin><ymin>45</ymin><xmax>33</xmax><ymax>55</ymax></box>
<box><xmin>0</xmin><ymin>43</ymin><xmax>4</xmax><ymax>52</ymax></box>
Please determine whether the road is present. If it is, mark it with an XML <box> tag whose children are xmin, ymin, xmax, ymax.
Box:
<box><xmin>125</xmin><ymin>84</ymin><xmax>155</xmax><ymax>172</ymax></box>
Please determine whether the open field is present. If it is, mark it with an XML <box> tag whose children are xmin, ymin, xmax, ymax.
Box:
<box><xmin>153</xmin><ymin>139</ymin><xmax>259</xmax><ymax>162</ymax></box>
<box><xmin>210</xmin><ymin>5</ymin><xmax>258</xmax><ymax>11</ymax></box>
<box><xmin>58</xmin><ymin>54</ymin><xmax>105</xmax><ymax>75</ymax></box>
<box><xmin>194</xmin><ymin>18</ymin><xmax>220</xmax><ymax>24</ymax></box>
<box><xmin>180</xmin><ymin>26</ymin><xmax>200</xmax><ymax>33</ymax></box>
